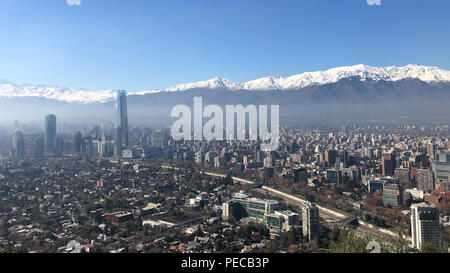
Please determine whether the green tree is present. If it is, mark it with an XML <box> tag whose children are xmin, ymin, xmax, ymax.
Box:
<box><xmin>420</xmin><ymin>242</ymin><xmax>442</xmax><ymax>253</ymax></box>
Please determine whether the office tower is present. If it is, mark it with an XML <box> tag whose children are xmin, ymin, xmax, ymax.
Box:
<box><xmin>54</xmin><ymin>137</ymin><xmax>64</xmax><ymax>157</ymax></box>
<box><xmin>368</xmin><ymin>179</ymin><xmax>384</xmax><ymax>194</ymax></box>
<box><xmin>432</xmin><ymin>151</ymin><xmax>450</xmax><ymax>190</ymax></box>
<box><xmin>382</xmin><ymin>152</ymin><xmax>396</xmax><ymax>176</ymax></box>
<box><xmin>34</xmin><ymin>137</ymin><xmax>44</xmax><ymax>158</ymax></box>
<box><xmin>325</xmin><ymin>150</ymin><xmax>337</xmax><ymax>166</ymax></box>
<box><xmin>114</xmin><ymin>90</ymin><xmax>128</xmax><ymax>156</ymax></box>
<box><xmin>326</xmin><ymin>169</ymin><xmax>341</xmax><ymax>185</ymax></box>
<box><xmin>151</xmin><ymin>131</ymin><xmax>165</xmax><ymax>148</ymax></box>
<box><xmin>74</xmin><ymin>131</ymin><xmax>83</xmax><ymax>153</ymax></box>
<box><xmin>99</xmin><ymin>141</ymin><xmax>114</xmax><ymax>157</ymax></box>
<box><xmin>98</xmin><ymin>142</ymin><xmax>106</xmax><ymax>157</ymax></box>
<box><xmin>410</xmin><ymin>203</ymin><xmax>442</xmax><ymax>250</ymax></box>
<box><xmin>302</xmin><ymin>202</ymin><xmax>319</xmax><ymax>241</ymax></box>
<box><xmin>13</xmin><ymin>131</ymin><xmax>25</xmax><ymax>158</ymax></box>
<box><xmin>336</xmin><ymin>150</ymin><xmax>348</xmax><ymax>169</ymax></box>
<box><xmin>82</xmin><ymin>137</ymin><xmax>94</xmax><ymax>155</ymax></box>
<box><xmin>45</xmin><ymin>114</ymin><xmax>57</xmax><ymax>152</ymax></box>
<box><xmin>293</xmin><ymin>167</ymin><xmax>307</xmax><ymax>183</ymax></box>
<box><xmin>417</xmin><ymin>169</ymin><xmax>434</xmax><ymax>192</ymax></box>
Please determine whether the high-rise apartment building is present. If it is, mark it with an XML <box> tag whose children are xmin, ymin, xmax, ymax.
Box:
<box><xmin>394</xmin><ymin>167</ymin><xmax>410</xmax><ymax>186</ymax></box>
<box><xmin>302</xmin><ymin>202</ymin><xmax>319</xmax><ymax>241</ymax></box>
<box><xmin>410</xmin><ymin>203</ymin><xmax>442</xmax><ymax>250</ymax></box>
<box><xmin>417</xmin><ymin>169</ymin><xmax>434</xmax><ymax>192</ymax></box>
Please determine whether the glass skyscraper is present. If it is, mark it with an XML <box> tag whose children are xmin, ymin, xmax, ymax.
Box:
<box><xmin>13</xmin><ymin>131</ymin><xmax>25</xmax><ymax>158</ymax></box>
<box><xmin>45</xmin><ymin>114</ymin><xmax>57</xmax><ymax>153</ymax></box>
<box><xmin>114</xmin><ymin>90</ymin><xmax>129</xmax><ymax>156</ymax></box>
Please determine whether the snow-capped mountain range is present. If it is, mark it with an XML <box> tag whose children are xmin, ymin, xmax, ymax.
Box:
<box><xmin>1</xmin><ymin>64</ymin><xmax>449</xmax><ymax>103</ymax></box>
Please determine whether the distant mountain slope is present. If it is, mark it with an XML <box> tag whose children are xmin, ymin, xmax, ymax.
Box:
<box><xmin>4</xmin><ymin>77</ymin><xmax>448</xmax><ymax>123</ymax></box>
<box><xmin>1</xmin><ymin>65</ymin><xmax>449</xmax><ymax>124</ymax></box>
<box><xmin>1</xmin><ymin>64</ymin><xmax>449</xmax><ymax>103</ymax></box>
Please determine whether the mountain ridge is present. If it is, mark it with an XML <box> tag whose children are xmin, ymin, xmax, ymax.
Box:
<box><xmin>1</xmin><ymin>64</ymin><xmax>449</xmax><ymax>103</ymax></box>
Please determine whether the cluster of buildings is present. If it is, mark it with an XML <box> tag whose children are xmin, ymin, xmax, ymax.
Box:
<box><xmin>1</xmin><ymin>90</ymin><xmax>449</xmax><ymax>252</ymax></box>
<box><xmin>11</xmin><ymin>114</ymin><xmax>63</xmax><ymax>158</ymax></box>
<box><xmin>222</xmin><ymin>191</ymin><xmax>319</xmax><ymax>241</ymax></box>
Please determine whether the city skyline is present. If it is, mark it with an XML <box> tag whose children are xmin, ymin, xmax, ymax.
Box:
<box><xmin>0</xmin><ymin>0</ymin><xmax>449</xmax><ymax>259</ymax></box>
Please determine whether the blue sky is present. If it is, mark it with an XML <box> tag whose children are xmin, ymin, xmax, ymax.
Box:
<box><xmin>0</xmin><ymin>0</ymin><xmax>449</xmax><ymax>91</ymax></box>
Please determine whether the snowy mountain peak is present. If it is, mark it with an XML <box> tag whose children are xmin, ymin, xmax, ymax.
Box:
<box><xmin>1</xmin><ymin>64</ymin><xmax>449</xmax><ymax>103</ymax></box>
<box><xmin>160</xmin><ymin>64</ymin><xmax>450</xmax><ymax>92</ymax></box>
<box><xmin>164</xmin><ymin>76</ymin><xmax>240</xmax><ymax>92</ymax></box>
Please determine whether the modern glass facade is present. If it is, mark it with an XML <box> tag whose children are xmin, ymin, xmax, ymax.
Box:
<box><xmin>265</xmin><ymin>214</ymin><xmax>282</xmax><ymax>228</ymax></box>
<box><xmin>114</xmin><ymin>90</ymin><xmax>129</xmax><ymax>156</ymax></box>
<box><xmin>45</xmin><ymin>114</ymin><xmax>56</xmax><ymax>152</ymax></box>
<box><xmin>231</xmin><ymin>197</ymin><xmax>279</xmax><ymax>221</ymax></box>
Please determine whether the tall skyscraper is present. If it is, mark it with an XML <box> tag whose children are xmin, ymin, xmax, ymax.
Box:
<box><xmin>74</xmin><ymin>131</ymin><xmax>83</xmax><ymax>153</ymax></box>
<box><xmin>382</xmin><ymin>152</ymin><xmax>396</xmax><ymax>176</ymax></box>
<box><xmin>114</xmin><ymin>90</ymin><xmax>128</xmax><ymax>156</ymax></box>
<box><xmin>82</xmin><ymin>137</ymin><xmax>94</xmax><ymax>156</ymax></box>
<box><xmin>336</xmin><ymin>149</ymin><xmax>348</xmax><ymax>169</ymax></box>
<box><xmin>54</xmin><ymin>137</ymin><xmax>64</xmax><ymax>157</ymax></box>
<box><xmin>45</xmin><ymin>114</ymin><xmax>57</xmax><ymax>153</ymax></box>
<box><xmin>417</xmin><ymin>169</ymin><xmax>435</xmax><ymax>192</ymax></box>
<box><xmin>13</xmin><ymin>131</ymin><xmax>25</xmax><ymax>158</ymax></box>
<box><xmin>151</xmin><ymin>131</ymin><xmax>165</xmax><ymax>148</ymax></box>
<box><xmin>432</xmin><ymin>151</ymin><xmax>450</xmax><ymax>190</ymax></box>
<box><xmin>302</xmin><ymin>202</ymin><xmax>320</xmax><ymax>241</ymax></box>
<box><xmin>325</xmin><ymin>150</ymin><xmax>337</xmax><ymax>166</ymax></box>
<box><xmin>34</xmin><ymin>137</ymin><xmax>44</xmax><ymax>158</ymax></box>
<box><xmin>410</xmin><ymin>203</ymin><xmax>442</xmax><ymax>250</ymax></box>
